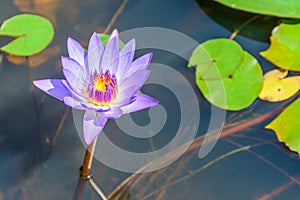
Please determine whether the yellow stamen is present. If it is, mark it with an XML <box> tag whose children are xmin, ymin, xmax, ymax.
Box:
<box><xmin>94</xmin><ymin>78</ymin><xmax>107</xmax><ymax>91</ymax></box>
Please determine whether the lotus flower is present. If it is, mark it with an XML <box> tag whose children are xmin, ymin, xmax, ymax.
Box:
<box><xmin>34</xmin><ymin>30</ymin><xmax>158</xmax><ymax>144</ymax></box>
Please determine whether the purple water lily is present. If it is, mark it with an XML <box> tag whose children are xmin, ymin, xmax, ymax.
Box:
<box><xmin>34</xmin><ymin>30</ymin><xmax>158</xmax><ymax>144</ymax></box>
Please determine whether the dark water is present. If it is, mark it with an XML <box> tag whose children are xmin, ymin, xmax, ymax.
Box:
<box><xmin>0</xmin><ymin>0</ymin><xmax>300</xmax><ymax>199</ymax></box>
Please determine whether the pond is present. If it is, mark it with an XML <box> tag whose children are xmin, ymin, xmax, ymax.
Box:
<box><xmin>0</xmin><ymin>0</ymin><xmax>300</xmax><ymax>199</ymax></box>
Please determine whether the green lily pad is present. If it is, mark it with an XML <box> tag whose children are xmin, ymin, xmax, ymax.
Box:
<box><xmin>215</xmin><ymin>0</ymin><xmax>300</xmax><ymax>18</ymax></box>
<box><xmin>0</xmin><ymin>14</ymin><xmax>54</xmax><ymax>56</ymax></box>
<box><xmin>197</xmin><ymin>0</ymin><xmax>279</xmax><ymax>42</ymax></box>
<box><xmin>260</xmin><ymin>20</ymin><xmax>300</xmax><ymax>71</ymax></box>
<box><xmin>188</xmin><ymin>38</ymin><xmax>243</xmax><ymax>79</ymax></box>
<box><xmin>189</xmin><ymin>38</ymin><xmax>263</xmax><ymax>110</ymax></box>
<box><xmin>266</xmin><ymin>98</ymin><xmax>300</xmax><ymax>154</ymax></box>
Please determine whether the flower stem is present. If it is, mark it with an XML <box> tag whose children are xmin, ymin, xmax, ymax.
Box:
<box><xmin>80</xmin><ymin>137</ymin><xmax>98</xmax><ymax>179</ymax></box>
<box><xmin>89</xmin><ymin>178</ymin><xmax>108</xmax><ymax>200</ymax></box>
<box><xmin>76</xmin><ymin>137</ymin><xmax>108</xmax><ymax>200</ymax></box>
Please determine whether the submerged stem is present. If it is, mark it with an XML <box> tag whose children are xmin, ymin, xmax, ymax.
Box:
<box><xmin>89</xmin><ymin>178</ymin><xmax>108</xmax><ymax>200</ymax></box>
<box><xmin>229</xmin><ymin>15</ymin><xmax>261</xmax><ymax>39</ymax></box>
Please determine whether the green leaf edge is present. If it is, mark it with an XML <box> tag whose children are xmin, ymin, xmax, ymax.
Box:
<box><xmin>0</xmin><ymin>14</ymin><xmax>54</xmax><ymax>56</ymax></box>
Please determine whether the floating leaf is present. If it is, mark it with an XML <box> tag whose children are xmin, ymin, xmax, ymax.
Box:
<box><xmin>189</xmin><ymin>38</ymin><xmax>263</xmax><ymax>110</ymax></box>
<box><xmin>263</xmin><ymin>68</ymin><xmax>288</xmax><ymax>80</ymax></box>
<box><xmin>0</xmin><ymin>14</ymin><xmax>54</xmax><ymax>56</ymax></box>
<box><xmin>260</xmin><ymin>20</ymin><xmax>300</xmax><ymax>71</ymax></box>
<box><xmin>214</xmin><ymin>0</ymin><xmax>300</xmax><ymax>18</ymax></box>
<box><xmin>259</xmin><ymin>69</ymin><xmax>300</xmax><ymax>102</ymax></box>
<box><xmin>259</xmin><ymin>77</ymin><xmax>300</xmax><ymax>102</ymax></box>
<box><xmin>188</xmin><ymin>38</ymin><xmax>243</xmax><ymax>78</ymax></box>
<box><xmin>266</xmin><ymin>98</ymin><xmax>300</xmax><ymax>154</ymax></box>
<box><xmin>197</xmin><ymin>0</ymin><xmax>279</xmax><ymax>42</ymax></box>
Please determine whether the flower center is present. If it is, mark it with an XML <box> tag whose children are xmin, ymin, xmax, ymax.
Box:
<box><xmin>86</xmin><ymin>71</ymin><xmax>118</xmax><ymax>106</ymax></box>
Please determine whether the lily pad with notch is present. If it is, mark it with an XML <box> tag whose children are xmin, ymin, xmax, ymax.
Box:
<box><xmin>261</xmin><ymin>20</ymin><xmax>300</xmax><ymax>71</ymax></box>
<box><xmin>189</xmin><ymin>38</ymin><xmax>263</xmax><ymax>110</ymax></box>
<box><xmin>266</xmin><ymin>97</ymin><xmax>300</xmax><ymax>154</ymax></box>
<box><xmin>0</xmin><ymin>14</ymin><xmax>54</xmax><ymax>56</ymax></box>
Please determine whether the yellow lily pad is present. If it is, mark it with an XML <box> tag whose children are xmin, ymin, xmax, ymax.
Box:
<box><xmin>259</xmin><ymin>69</ymin><xmax>300</xmax><ymax>102</ymax></box>
<box><xmin>263</xmin><ymin>69</ymin><xmax>288</xmax><ymax>80</ymax></box>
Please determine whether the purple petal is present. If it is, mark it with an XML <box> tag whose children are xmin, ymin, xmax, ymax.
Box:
<box><xmin>67</xmin><ymin>37</ymin><xmax>86</xmax><ymax>66</ymax></box>
<box><xmin>102</xmin><ymin>107</ymin><xmax>123</xmax><ymax>119</ymax></box>
<box><xmin>101</xmin><ymin>29</ymin><xmax>119</xmax><ymax>74</ymax></box>
<box><xmin>81</xmin><ymin>102</ymin><xmax>111</xmax><ymax>112</ymax></box>
<box><xmin>61</xmin><ymin>56</ymin><xmax>86</xmax><ymax>76</ymax></box>
<box><xmin>112</xmin><ymin>85</ymin><xmax>141</xmax><ymax>107</ymax></box>
<box><xmin>110</xmin><ymin>29</ymin><xmax>118</xmax><ymax>37</ymax></box>
<box><xmin>62</xmin><ymin>69</ymin><xmax>85</xmax><ymax>94</ymax></box>
<box><xmin>113</xmin><ymin>69</ymin><xmax>150</xmax><ymax>107</ymax></box>
<box><xmin>121</xmin><ymin>94</ymin><xmax>159</xmax><ymax>114</ymax></box>
<box><xmin>61</xmin><ymin>80</ymin><xmax>86</xmax><ymax>101</ymax></box>
<box><xmin>33</xmin><ymin>79</ymin><xmax>70</xmax><ymax>101</ymax></box>
<box><xmin>116</xmin><ymin>39</ymin><xmax>135</xmax><ymax>80</ymax></box>
<box><xmin>63</xmin><ymin>96</ymin><xmax>86</xmax><ymax>110</ymax></box>
<box><xmin>125</xmin><ymin>52</ymin><xmax>152</xmax><ymax>79</ymax></box>
<box><xmin>88</xmin><ymin>32</ymin><xmax>104</xmax><ymax>74</ymax></box>
<box><xmin>83</xmin><ymin>110</ymin><xmax>108</xmax><ymax>145</ymax></box>
<box><xmin>118</xmin><ymin>69</ymin><xmax>150</xmax><ymax>92</ymax></box>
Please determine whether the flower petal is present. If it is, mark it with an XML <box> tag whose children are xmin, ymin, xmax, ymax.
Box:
<box><xmin>112</xmin><ymin>85</ymin><xmax>141</xmax><ymax>107</ymax></box>
<box><xmin>101</xmin><ymin>29</ymin><xmax>119</xmax><ymax>74</ymax></box>
<box><xmin>62</xmin><ymin>69</ymin><xmax>86</xmax><ymax>94</ymax></box>
<box><xmin>63</xmin><ymin>96</ymin><xmax>86</xmax><ymax>110</ymax></box>
<box><xmin>83</xmin><ymin>110</ymin><xmax>108</xmax><ymax>145</ymax></box>
<box><xmin>125</xmin><ymin>52</ymin><xmax>152</xmax><ymax>79</ymax></box>
<box><xmin>33</xmin><ymin>79</ymin><xmax>70</xmax><ymax>101</ymax></box>
<box><xmin>61</xmin><ymin>80</ymin><xmax>86</xmax><ymax>102</ymax></box>
<box><xmin>67</xmin><ymin>37</ymin><xmax>86</xmax><ymax>66</ymax></box>
<box><xmin>121</xmin><ymin>94</ymin><xmax>159</xmax><ymax>114</ymax></box>
<box><xmin>88</xmin><ymin>32</ymin><xmax>104</xmax><ymax>74</ymax></box>
<box><xmin>102</xmin><ymin>107</ymin><xmax>123</xmax><ymax>119</ymax></box>
<box><xmin>118</xmin><ymin>69</ymin><xmax>150</xmax><ymax>92</ymax></box>
<box><xmin>116</xmin><ymin>39</ymin><xmax>135</xmax><ymax>80</ymax></box>
<box><xmin>112</xmin><ymin>69</ymin><xmax>150</xmax><ymax>107</ymax></box>
<box><xmin>61</xmin><ymin>56</ymin><xmax>86</xmax><ymax>76</ymax></box>
<box><xmin>81</xmin><ymin>102</ymin><xmax>111</xmax><ymax>112</ymax></box>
